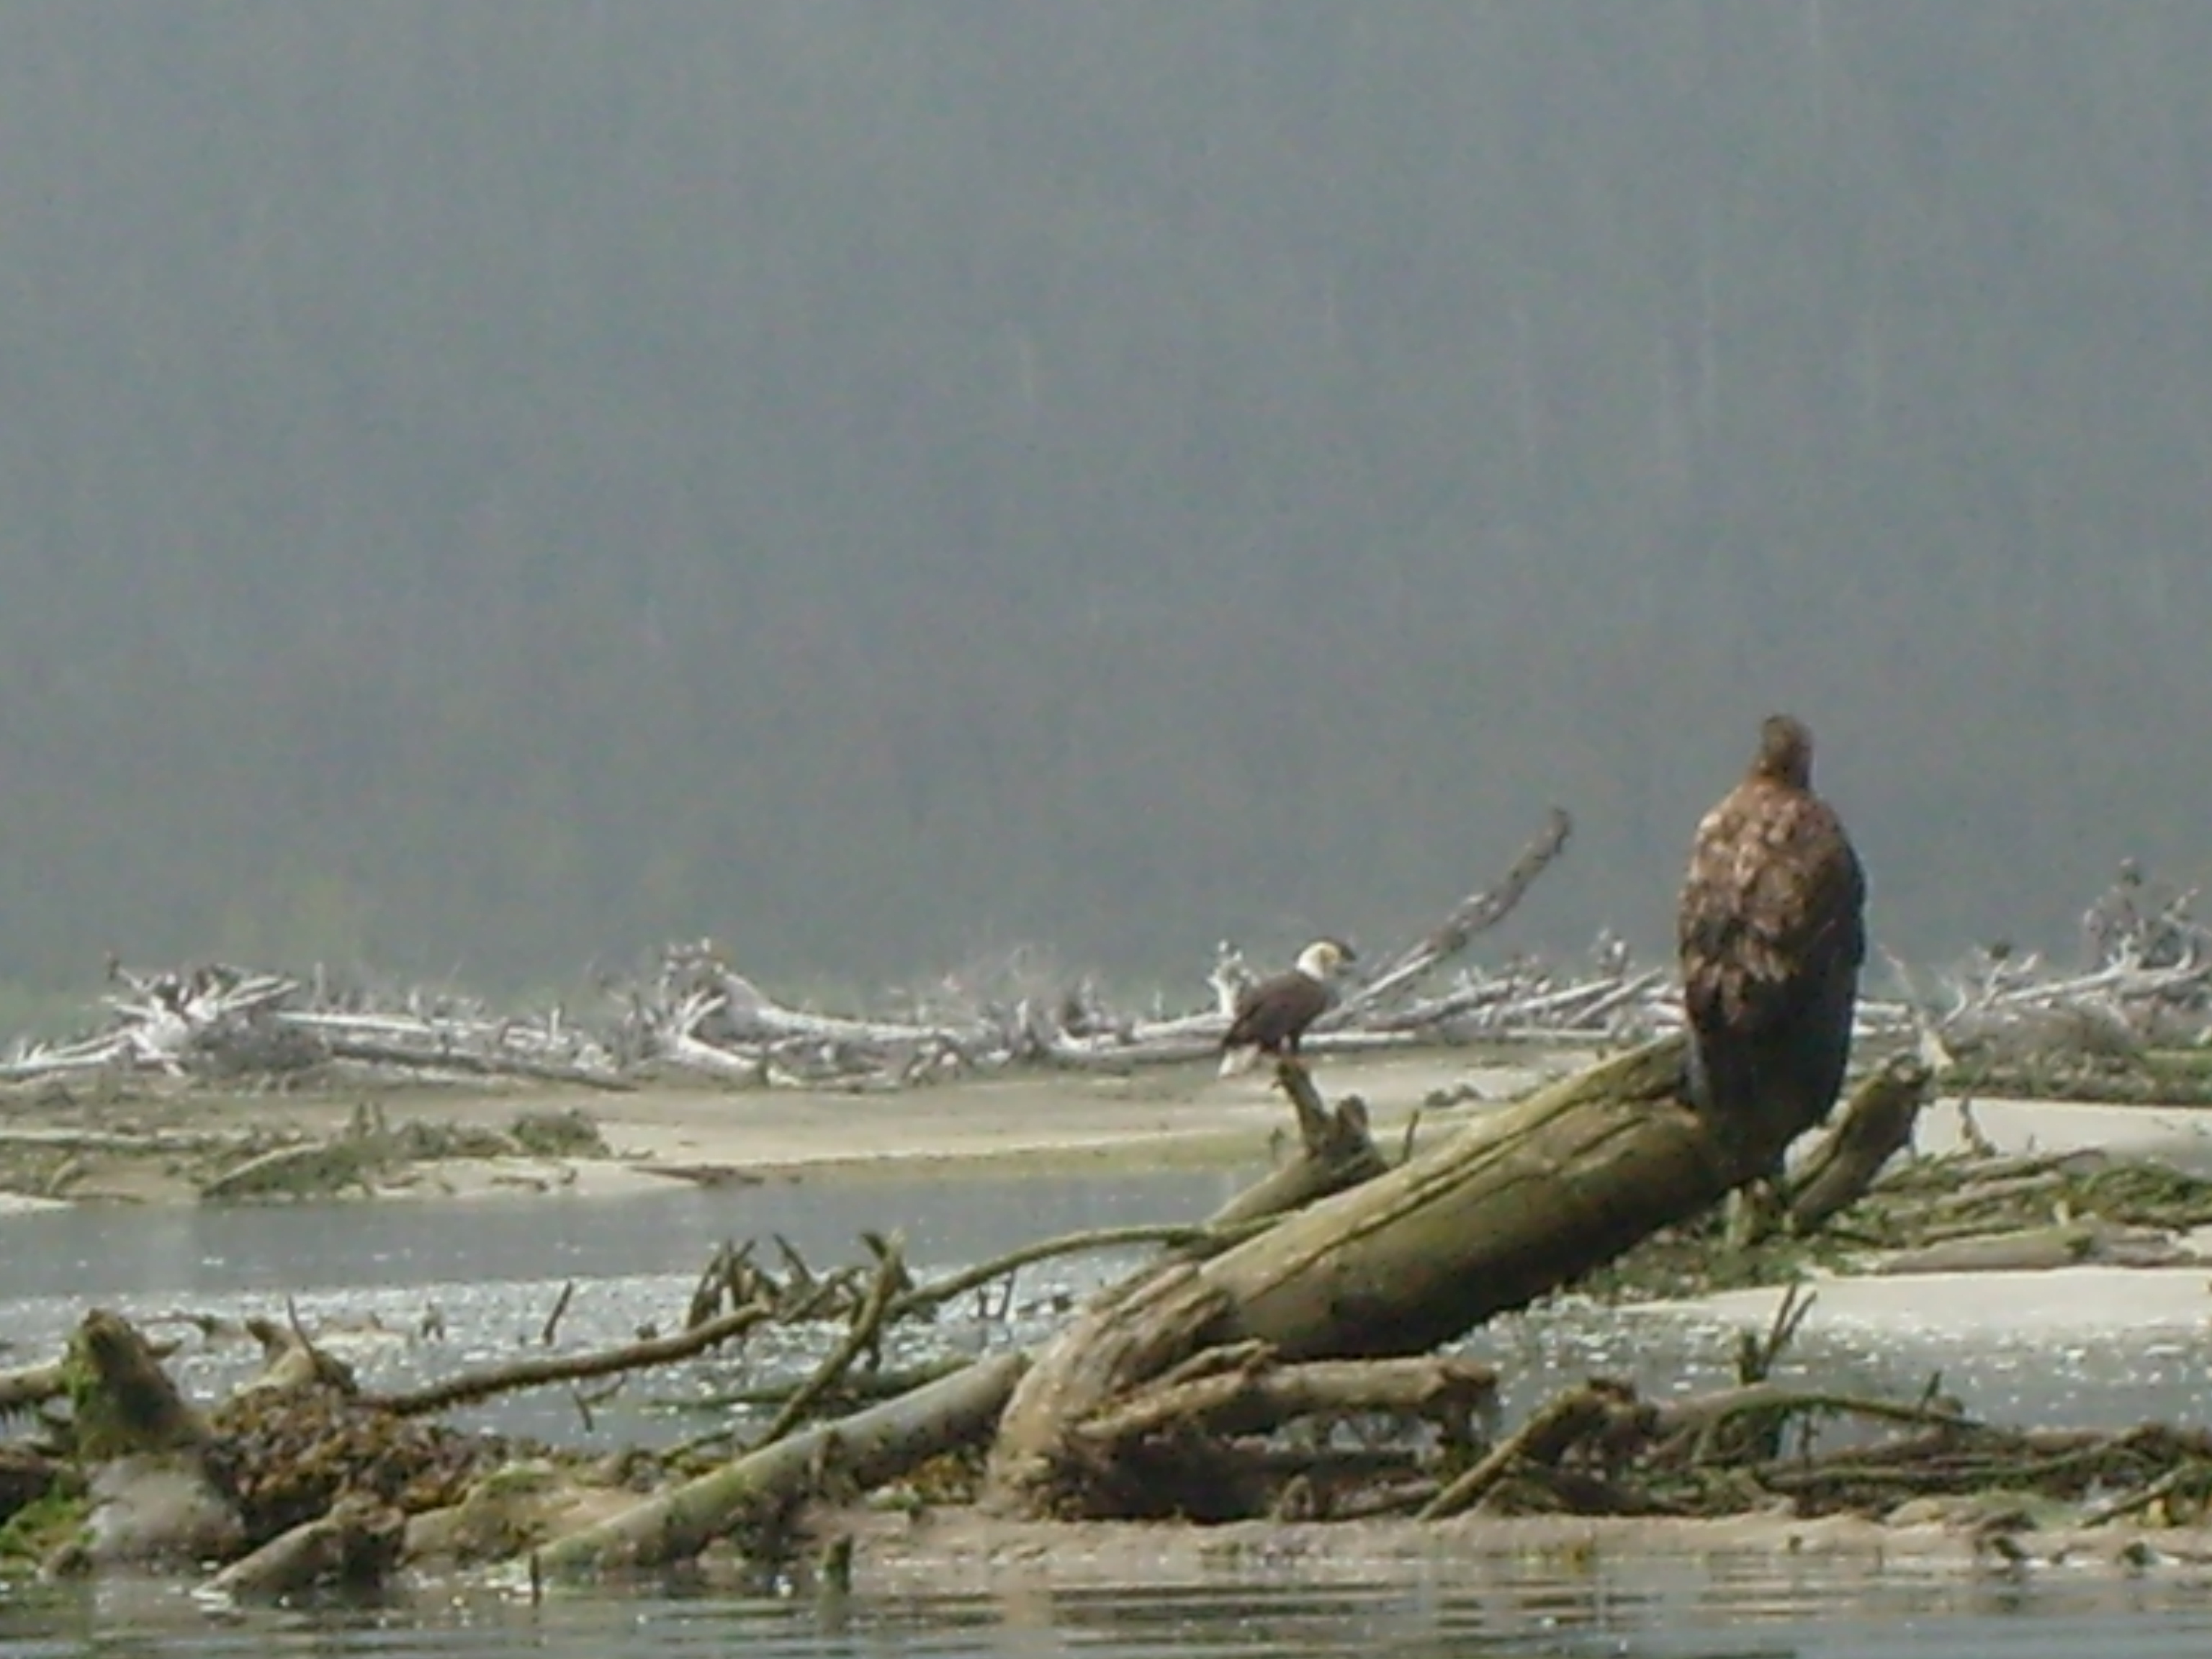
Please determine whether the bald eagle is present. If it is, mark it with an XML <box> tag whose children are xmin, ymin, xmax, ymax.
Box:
<box><xmin>1218</xmin><ymin>939</ymin><xmax>1357</xmax><ymax>1076</ymax></box>
<box><xmin>1678</xmin><ymin>714</ymin><xmax>1866</xmax><ymax>1137</ymax></box>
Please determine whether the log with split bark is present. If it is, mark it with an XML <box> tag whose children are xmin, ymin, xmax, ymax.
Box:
<box><xmin>984</xmin><ymin>1043</ymin><xmax>1935</xmax><ymax>1518</ymax></box>
<box><xmin>494</xmin><ymin>1040</ymin><xmax>1936</xmax><ymax>1557</ymax></box>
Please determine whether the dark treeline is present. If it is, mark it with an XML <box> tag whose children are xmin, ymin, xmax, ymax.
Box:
<box><xmin>1</xmin><ymin>2</ymin><xmax>2208</xmax><ymax>995</ymax></box>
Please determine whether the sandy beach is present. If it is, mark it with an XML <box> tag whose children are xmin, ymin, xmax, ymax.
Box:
<box><xmin>3</xmin><ymin>1046</ymin><xmax>2208</xmax><ymax>1211</ymax></box>
<box><xmin>0</xmin><ymin>1048</ymin><xmax>1568</xmax><ymax>1208</ymax></box>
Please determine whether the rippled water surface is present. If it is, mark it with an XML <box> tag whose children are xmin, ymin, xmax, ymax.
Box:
<box><xmin>8</xmin><ymin>1558</ymin><xmax>2212</xmax><ymax>1656</ymax></box>
<box><xmin>6</xmin><ymin>1166</ymin><xmax>2212</xmax><ymax>1655</ymax></box>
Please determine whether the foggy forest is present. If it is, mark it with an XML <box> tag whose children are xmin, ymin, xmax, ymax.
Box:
<box><xmin>2</xmin><ymin>2</ymin><xmax>2208</xmax><ymax>1011</ymax></box>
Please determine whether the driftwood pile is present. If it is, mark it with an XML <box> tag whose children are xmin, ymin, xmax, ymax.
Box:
<box><xmin>0</xmin><ymin>963</ymin><xmax>631</xmax><ymax>1093</ymax></box>
<box><xmin>4</xmin><ymin>830</ymin><xmax>2212</xmax><ymax>1592</ymax></box>
<box><xmin>4</xmin><ymin>826</ymin><xmax>2208</xmax><ymax>1097</ymax></box>
<box><xmin>12</xmin><ymin>1038</ymin><xmax>2212</xmax><ymax>1598</ymax></box>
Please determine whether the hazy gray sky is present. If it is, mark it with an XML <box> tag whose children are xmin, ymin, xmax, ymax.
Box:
<box><xmin>0</xmin><ymin>2</ymin><xmax>2205</xmax><ymax>994</ymax></box>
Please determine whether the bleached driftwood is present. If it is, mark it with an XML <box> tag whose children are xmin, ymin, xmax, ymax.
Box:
<box><xmin>8</xmin><ymin>856</ymin><xmax>2208</xmax><ymax>1097</ymax></box>
<box><xmin>1330</xmin><ymin>806</ymin><xmax>1573</xmax><ymax>1022</ymax></box>
<box><xmin>0</xmin><ymin>961</ymin><xmax>629</xmax><ymax>1093</ymax></box>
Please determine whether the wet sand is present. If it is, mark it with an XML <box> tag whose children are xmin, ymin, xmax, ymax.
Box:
<box><xmin>4</xmin><ymin>1048</ymin><xmax>2210</xmax><ymax>1212</ymax></box>
<box><xmin>0</xmin><ymin>1049</ymin><xmax>1570</xmax><ymax>1208</ymax></box>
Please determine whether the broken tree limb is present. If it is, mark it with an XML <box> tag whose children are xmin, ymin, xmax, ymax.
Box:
<box><xmin>1420</xmin><ymin>1379</ymin><xmax>1651</xmax><ymax>1520</ymax></box>
<box><xmin>359</xmin><ymin>1302</ymin><xmax>775</xmax><ymax>1419</ymax></box>
<box><xmin>754</xmin><ymin>1237</ymin><xmax>908</xmax><ymax>1447</ymax></box>
<box><xmin>536</xmin><ymin>1351</ymin><xmax>1031</xmax><ymax>1577</ymax></box>
<box><xmin>986</xmin><ymin>1038</ymin><xmax>1936</xmax><ymax>1517</ymax></box>
<box><xmin>1200</xmin><ymin>1062</ymin><xmax>1388</xmax><ymax>1232</ymax></box>
<box><xmin>1328</xmin><ymin>806</ymin><xmax>1574</xmax><ymax>1024</ymax></box>
<box><xmin>1778</xmin><ymin>1054</ymin><xmax>1934</xmax><ymax>1238</ymax></box>
<box><xmin>1076</xmin><ymin>1352</ymin><xmax>1498</xmax><ymax>1453</ymax></box>
<box><xmin>884</xmin><ymin>1220</ymin><xmax>1261</xmax><ymax>1323</ymax></box>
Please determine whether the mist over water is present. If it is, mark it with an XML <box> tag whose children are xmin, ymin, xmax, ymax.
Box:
<box><xmin>0</xmin><ymin>5</ymin><xmax>2207</xmax><ymax>1000</ymax></box>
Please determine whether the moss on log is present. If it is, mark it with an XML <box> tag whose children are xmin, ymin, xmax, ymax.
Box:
<box><xmin>66</xmin><ymin>1310</ymin><xmax>207</xmax><ymax>1463</ymax></box>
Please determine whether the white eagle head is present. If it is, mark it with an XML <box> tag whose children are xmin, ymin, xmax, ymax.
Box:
<box><xmin>1295</xmin><ymin>938</ymin><xmax>1357</xmax><ymax>981</ymax></box>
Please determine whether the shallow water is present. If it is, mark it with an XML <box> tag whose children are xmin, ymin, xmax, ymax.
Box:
<box><xmin>7</xmin><ymin>1169</ymin><xmax>2212</xmax><ymax>1654</ymax></box>
<box><xmin>0</xmin><ymin>1169</ymin><xmax>1247</xmax><ymax>1445</ymax></box>
<box><xmin>9</xmin><ymin>1555</ymin><xmax>2212</xmax><ymax>1656</ymax></box>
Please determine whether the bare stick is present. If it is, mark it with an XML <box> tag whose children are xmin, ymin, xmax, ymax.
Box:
<box><xmin>1421</xmin><ymin>1378</ymin><xmax>1645</xmax><ymax>1520</ymax></box>
<box><xmin>540</xmin><ymin>1282</ymin><xmax>577</xmax><ymax>1347</ymax></box>
<box><xmin>755</xmin><ymin>1238</ymin><xmax>909</xmax><ymax>1447</ymax></box>
<box><xmin>884</xmin><ymin>1220</ymin><xmax>1256</xmax><ymax>1324</ymax></box>
<box><xmin>361</xmin><ymin>1301</ymin><xmax>774</xmax><ymax>1418</ymax></box>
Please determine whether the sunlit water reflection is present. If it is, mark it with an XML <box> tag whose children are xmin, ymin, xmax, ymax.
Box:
<box><xmin>6</xmin><ymin>1167</ymin><xmax>2212</xmax><ymax>1654</ymax></box>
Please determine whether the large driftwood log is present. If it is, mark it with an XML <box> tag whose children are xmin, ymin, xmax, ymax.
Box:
<box><xmin>536</xmin><ymin>1352</ymin><xmax>1030</xmax><ymax>1577</ymax></box>
<box><xmin>534</xmin><ymin>1072</ymin><xmax>1389</xmax><ymax>1573</ymax></box>
<box><xmin>986</xmin><ymin>1039</ymin><xmax>1936</xmax><ymax>1516</ymax></box>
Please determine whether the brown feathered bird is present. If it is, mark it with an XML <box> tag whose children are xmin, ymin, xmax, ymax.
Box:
<box><xmin>1218</xmin><ymin>939</ymin><xmax>1357</xmax><ymax>1076</ymax></box>
<box><xmin>1678</xmin><ymin>714</ymin><xmax>1866</xmax><ymax>1133</ymax></box>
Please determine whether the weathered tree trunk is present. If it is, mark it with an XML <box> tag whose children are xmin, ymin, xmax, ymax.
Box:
<box><xmin>534</xmin><ymin>1079</ymin><xmax>1393</xmax><ymax>1575</ymax></box>
<box><xmin>536</xmin><ymin>1352</ymin><xmax>1029</xmax><ymax>1577</ymax></box>
<box><xmin>986</xmin><ymin>1037</ymin><xmax>1933</xmax><ymax>1516</ymax></box>
<box><xmin>1779</xmin><ymin>1054</ymin><xmax>1931</xmax><ymax>1236</ymax></box>
<box><xmin>202</xmin><ymin>1493</ymin><xmax>405</xmax><ymax>1602</ymax></box>
<box><xmin>1201</xmin><ymin>1061</ymin><xmax>1385</xmax><ymax>1231</ymax></box>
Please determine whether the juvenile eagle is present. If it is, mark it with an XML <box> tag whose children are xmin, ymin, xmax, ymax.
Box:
<box><xmin>1678</xmin><ymin>714</ymin><xmax>1866</xmax><ymax>1136</ymax></box>
<box><xmin>1219</xmin><ymin>939</ymin><xmax>1357</xmax><ymax>1076</ymax></box>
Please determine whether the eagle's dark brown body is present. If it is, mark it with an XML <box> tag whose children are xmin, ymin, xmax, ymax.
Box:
<box><xmin>1220</xmin><ymin>939</ymin><xmax>1354</xmax><ymax>1074</ymax></box>
<box><xmin>1226</xmin><ymin>971</ymin><xmax>1333</xmax><ymax>1058</ymax></box>
<box><xmin>1678</xmin><ymin>715</ymin><xmax>1866</xmax><ymax>1132</ymax></box>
